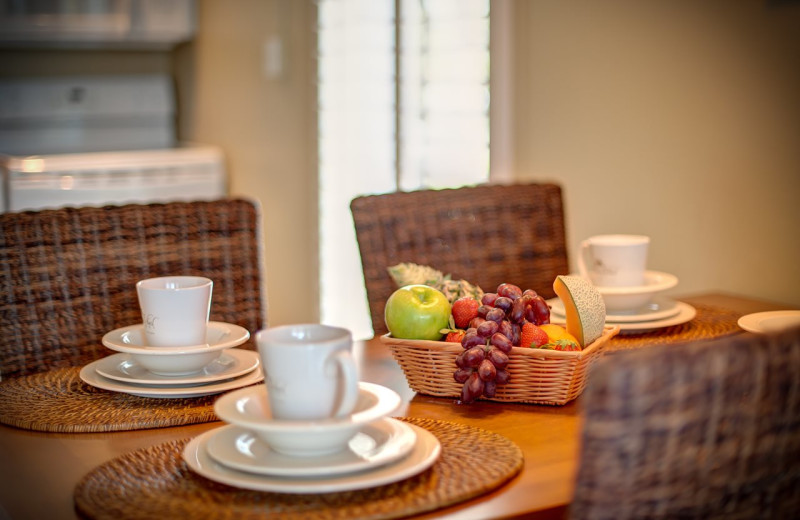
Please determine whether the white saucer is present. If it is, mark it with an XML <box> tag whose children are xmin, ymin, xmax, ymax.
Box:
<box><xmin>182</xmin><ymin>421</ymin><xmax>440</xmax><ymax>494</ymax></box>
<box><xmin>79</xmin><ymin>362</ymin><xmax>264</xmax><ymax>398</ymax></box>
<box><xmin>94</xmin><ymin>349</ymin><xmax>259</xmax><ymax>386</ymax></box>
<box><xmin>550</xmin><ymin>301</ymin><xmax>696</xmax><ymax>334</ymax></box>
<box><xmin>738</xmin><ymin>311</ymin><xmax>800</xmax><ymax>334</ymax></box>
<box><xmin>214</xmin><ymin>382</ymin><xmax>403</xmax><ymax>457</ymax></box>
<box><xmin>548</xmin><ymin>296</ymin><xmax>682</xmax><ymax>323</ymax></box>
<box><xmin>102</xmin><ymin>321</ymin><xmax>250</xmax><ymax>354</ymax></box>
<box><xmin>206</xmin><ymin>418</ymin><xmax>417</xmax><ymax>478</ymax></box>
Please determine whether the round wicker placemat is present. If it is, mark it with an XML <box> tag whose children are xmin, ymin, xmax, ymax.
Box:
<box><xmin>74</xmin><ymin>417</ymin><xmax>524</xmax><ymax>520</ymax></box>
<box><xmin>605</xmin><ymin>303</ymin><xmax>742</xmax><ymax>352</ymax></box>
<box><xmin>0</xmin><ymin>367</ymin><xmax>217</xmax><ymax>433</ymax></box>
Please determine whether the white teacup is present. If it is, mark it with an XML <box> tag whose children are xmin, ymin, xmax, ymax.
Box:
<box><xmin>578</xmin><ymin>235</ymin><xmax>650</xmax><ymax>287</ymax></box>
<box><xmin>256</xmin><ymin>324</ymin><xmax>360</xmax><ymax>421</ymax></box>
<box><xmin>136</xmin><ymin>276</ymin><xmax>213</xmax><ymax>347</ymax></box>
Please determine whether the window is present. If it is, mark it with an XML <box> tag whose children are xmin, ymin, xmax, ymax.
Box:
<box><xmin>317</xmin><ymin>0</ymin><xmax>490</xmax><ymax>339</ymax></box>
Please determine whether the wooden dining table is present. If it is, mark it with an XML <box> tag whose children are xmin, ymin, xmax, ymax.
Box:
<box><xmin>0</xmin><ymin>292</ymin><xmax>792</xmax><ymax>520</ymax></box>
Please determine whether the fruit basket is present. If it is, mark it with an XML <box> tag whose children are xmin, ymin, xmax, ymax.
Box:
<box><xmin>380</xmin><ymin>325</ymin><xmax>620</xmax><ymax>406</ymax></box>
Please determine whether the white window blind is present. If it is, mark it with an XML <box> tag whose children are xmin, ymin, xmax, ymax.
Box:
<box><xmin>317</xmin><ymin>0</ymin><xmax>490</xmax><ymax>339</ymax></box>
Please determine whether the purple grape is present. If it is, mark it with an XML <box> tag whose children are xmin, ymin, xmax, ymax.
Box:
<box><xmin>497</xmin><ymin>283</ymin><xmax>522</xmax><ymax>300</ymax></box>
<box><xmin>461</xmin><ymin>331</ymin><xmax>484</xmax><ymax>348</ymax></box>
<box><xmin>499</xmin><ymin>320</ymin><xmax>514</xmax><ymax>340</ymax></box>
<box><xmin>481</xmin><ymin>292</ymin><xmax>499</xmax><ymax>306</ymax></box>
<box><xmin>461</xmin><ymin>372</ymin><xmax>484</xmax><ymax>404</ymax></box>
<box><xmin>510</xmin><ymin>323</ymin><xmax>521</xmax><ymax>346</ymax></box>
<box><xmin>477</xmin><ymin>319</ymin><xmax>499</xmax><ymax>338</ymax></box>
<box><xmin>462</xmin><ymin>346</ymin><xmax>485</xmax><ymax>368</ymax></box>
<box><xmin>453</xmin><ymin>368</ymin><xmax>472</xmax><ymax>384</ymax></box>
<box><xmin>509</xmin><ymin>297</ymin><xmax>526</xmax><ymax>323</ymax></box>
<box><xmin>493</xmin><ymin>296</ymin><xmax>513</xmax><ymax>313</ymax></box>
<box><xmin>487</xmin><ymin>346</ymin><xmax>510</xmax><ymax>368</ymax></box>
<box><xmin>478</xmin><ymin>359</ymin><xmax>497</xmax><ymax>381</ymax></box>
<box><xmin>485</xmin><ymin>307</ymin><xmax>505</xmax><ymax>324</ymax></box>
<box><xmin>490</xmin><ymin>332</ymin><xmax>512</xmax><ymax>353</ymax></box>
<box><xmin>483</xmin><ymin>380</ymin><xmax>497</xmax><ymax>398</ymax></box>
<box><xmin>525</xmin><ymin>304</ymin><xmax>537</xmax><ymax>323</ymax></box>
<box><xmin>523</xmin><ymin>289</ymin><xmax>538</xmax><ymax>299</ymax></box>
<box><xmin>455</xmin><ymin>351</ymin><xmax>468</xmax><ymax>368</ymax></box>
<box><xmin>532</xmin><ymin>296</ymin><xmax>550</xmax><ymax>325</ymax></box>
<box><xmin>469</xmin><ymin>317</ymin><xmax>486</xmax><ymax>329</ymax></box>
<box><xmin>477</xmin><ymin>305</ymin><xmax>492</xmax><ymax>319</ymax></box>
<box><xmin>495</xmin><ymin>369</ymin><xmax>510</xmax><ymax>385</ymax></box>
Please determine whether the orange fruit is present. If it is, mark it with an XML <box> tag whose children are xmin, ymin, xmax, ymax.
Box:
<box><xmin>539</xmin><ymin>324</ymin><xmax>580</xmax><ymax>347</ymax></box>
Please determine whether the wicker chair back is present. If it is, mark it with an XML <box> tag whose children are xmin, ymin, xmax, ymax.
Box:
<box><xmin>350</xmin><ymin>183</ymin><xmax>569</xmax><ymax>336</ymax></box>
<box><xmin>571</xmin><ymin>326</ymin><xmax>800</xmax><ymax>519</ymax></box>
<box><xmin>0</xmin><ymin>199</ymin><xmax>266</xmax><ymax>379</ymax></box>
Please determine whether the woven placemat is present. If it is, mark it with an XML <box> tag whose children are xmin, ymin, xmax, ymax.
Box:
<box><xmin>74</xmin><ymin>417</ymin><xmax>524</xmax><ymax>520</ymax></box>
<box><xmin>605</xmin><ymin>303</ymin><xmax>742</xmax><ymax>352</ymax></box>
<box><xmin>0</xmin><ymin>367</ymin><xmax>217</xmax><ymax>433</ymax></box>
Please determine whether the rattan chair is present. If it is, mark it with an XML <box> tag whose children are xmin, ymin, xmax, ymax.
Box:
<box><xmin>350</xmin><ymin>183</ymin><xmax>569</xmax><ymax>336</ymax></box>
<box><xmin>570</xmin><ymin>326</ymin><xmax>800</xmax><ymax>520</ymax></box>
<box><xmin>0</xmin><ymin>199</ymin><xmax>267</xmax><ymax>380</ymax></box>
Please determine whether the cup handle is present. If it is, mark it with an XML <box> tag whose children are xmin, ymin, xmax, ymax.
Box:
<box><xmin>330</xmin><ymin>350</ymin><xmax>360</xmax><ymax>419</ymax></box>
<box><xmin>577</xmin><ymin>240</ymin><xmax>592</xmax><ymax>279</ymax></box>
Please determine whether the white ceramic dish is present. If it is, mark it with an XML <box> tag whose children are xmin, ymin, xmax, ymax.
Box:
<box><xmin>551</xmin><ymin>301</ymin><xmax>696</xmax><ymax>334</ymax></box>
<box><xmin>94</xmin><ymin>349</ymin><xmax>259</xmax><ymax>386</ymax></box>
<box><xmin>548</xmin><ymin>296</ymin><xmax>682</xmax><ymax>323</ymax></box>
<box><xmin>738</xmin><ymin>311</ymin><xmax>800</xmax><ymax>334</ymax></box>
<box><xmin>79</xmin><ymin>362</ymin><xmax>264</xmax><ymax>398</ymax></box>
<box><xmin>102</xmin><ymin>322</ymin><xmax>250</xmax><ymax>375</ymax></box>
<box><xmin>214</xmin><ymin>382</ymin><xmax>402</xmax><ymax>457</ymax></box>
<box><xmin>206</xmin><ymin>418</ymin><xmax>416</xmax><ymax>477</ymax></box>
<box><xmin>590</xmin><ymin>270</ymin><xmax>678</xmax><ymax>312</ymax></box>
<box><xmin>182</xmin><ymin>421</ymin><xmax>440</xmax><ymax>494</ymax></box>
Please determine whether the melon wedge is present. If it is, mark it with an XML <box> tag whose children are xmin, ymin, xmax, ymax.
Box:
<box><xmin>553</xmin><ymin>275</ymin><xmax>606</xmax><ymax>347</ymax></box>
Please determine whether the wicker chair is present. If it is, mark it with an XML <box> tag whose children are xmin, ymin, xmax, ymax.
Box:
<box><xmin>570</xmin><ymin>326</ymin><xmax>800</xmax><ymax>520</ymax></box>
<box><xmin>0</xmin><ymin>199</ymin><xmax>267</xmax><ymax>380</ymax></box>
<box><xmin>350</xmin><ymin>183</ymin><xmax>569</xmax><ymax>336</ymax></box>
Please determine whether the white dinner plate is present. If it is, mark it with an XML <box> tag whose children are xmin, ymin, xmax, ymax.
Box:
<box><xmin>79</xmin><ymin>362</ymin><xmax>264</xmax><ymax>398</ymax></box>
<box><xmin>738</xmin><ymin>311</ymin><xmax>800</xmax><ymax>334</ymax></box>
<box><xmin>206</xmin><ymin>418</ymin><xmax>417</xmax><ymax>478</ymax></box>
<box><xmin>102</xmin><ymin>321</ymin><xmax>250</xmax><ymax>354</ymax></box>
<box><xmin>183</xmin><ymin>421</ymin><xmax>440</xmax><ymax>494</ymax></box>
<box><xmin>94</xmin><ymin>349</ymin><xmax>259</xmax><ymax>386</ymax></box>
<box><xmin>548</xmin><ymin>296</ymin><xmax>682</xmax><ymax>323</ymax></box>
<box><xmin>550</xmin><ymin>301</ymin><xmax>697</xmax><ymax>334</ymax></box>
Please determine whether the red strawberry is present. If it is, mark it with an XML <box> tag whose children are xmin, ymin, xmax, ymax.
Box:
<box><xmin>445</xmin><ymin>330</ymin><xmax>466</xmax><ymax>343</ymax></box>
<box><xmin>540</xmin><ymin>339</ymin><xmax>581</xmax><ymax>351</ymax></box>
<box><xmin>452</xmin><ymin>297</ymin><xmax>480</xmax><ymax>329</ymax></box>
<box><xmin>520</xmin><ymin>322</ymin><xmax>549</xmax><ymax>348</ymax></box>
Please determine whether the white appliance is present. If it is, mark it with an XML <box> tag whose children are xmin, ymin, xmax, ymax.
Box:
<box><xmin>0</xmin><ymin>74</ymin><xmax>226</xmax><ymax>213</ymax></box>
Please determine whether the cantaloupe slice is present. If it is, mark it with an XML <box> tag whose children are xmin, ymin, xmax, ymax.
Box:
<box><xmin>553</xmin><ymin>275</ymin><xmax>606</xmax><ymax>347</ymax></box>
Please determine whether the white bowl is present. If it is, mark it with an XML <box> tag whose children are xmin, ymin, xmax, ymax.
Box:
<box><xmin>214</xmin><ymin>382</ymin><xmax>402</xmax><ymax>457</ymax></box>
<box><xmin>595</xmin><ymin>271</ymin><xmax>678</xmax><ymax>312</ymax></box>
<box><xmin>101</xmin><ymin>322</ymin><xmax>250</xmax><ymax>376</ymax></box>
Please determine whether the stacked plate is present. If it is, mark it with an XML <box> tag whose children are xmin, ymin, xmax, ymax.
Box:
<box><xmin>182</xmin><ymin>382</ymin><xmax>441</xmax><ymax>493</ymax></box>
<box><xmin>548</xmin><ymin>271</ymin><xmax>696</xmax><ymax>334</ymax></box>
<box><xmin>79</xmin><ymin>321</ymin><xmax>263</xmax><ymax>398</ymax></box>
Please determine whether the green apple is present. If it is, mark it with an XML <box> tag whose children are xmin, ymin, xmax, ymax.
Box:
<box><xmin>384</xmin><ymin>285</ymin><xmax>451</xmax><ymax>340</ymax></box>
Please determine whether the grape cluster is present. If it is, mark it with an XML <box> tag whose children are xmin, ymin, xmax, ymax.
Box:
<box><xmin>454</xmin><ymin>283</ymin><xmax>551</xmax><ymax>403</ymax></box>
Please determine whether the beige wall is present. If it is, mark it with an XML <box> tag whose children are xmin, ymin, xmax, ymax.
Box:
<box><xmin>175</xmin><ymin>0</ymin><xmax>318</xmax><ymax>326</ymax></box>
<box><xmin>507</xmin><ymin>0</ymin><xmax>800</xmax><ymax>307</ymax></box>
<box><xmin>3</xmin><ymin>0</ymin><xmax>797</xmax><ymax>329</ymax></box>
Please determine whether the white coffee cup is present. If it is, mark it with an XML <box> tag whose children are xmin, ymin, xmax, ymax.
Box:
<box><xmin>256</xmin><ymin>324</ymin><xmax>360</xmax><ymax>421</ymax></box>
<box><xmin>577</xmin><ymin>235</ymin><xmax>650</xmax><ymax>287</ymax></box>
<box><xmin>136</xmin><ymin>276</ymin><xmax>213</xmax><ymax>347</ymax></box>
